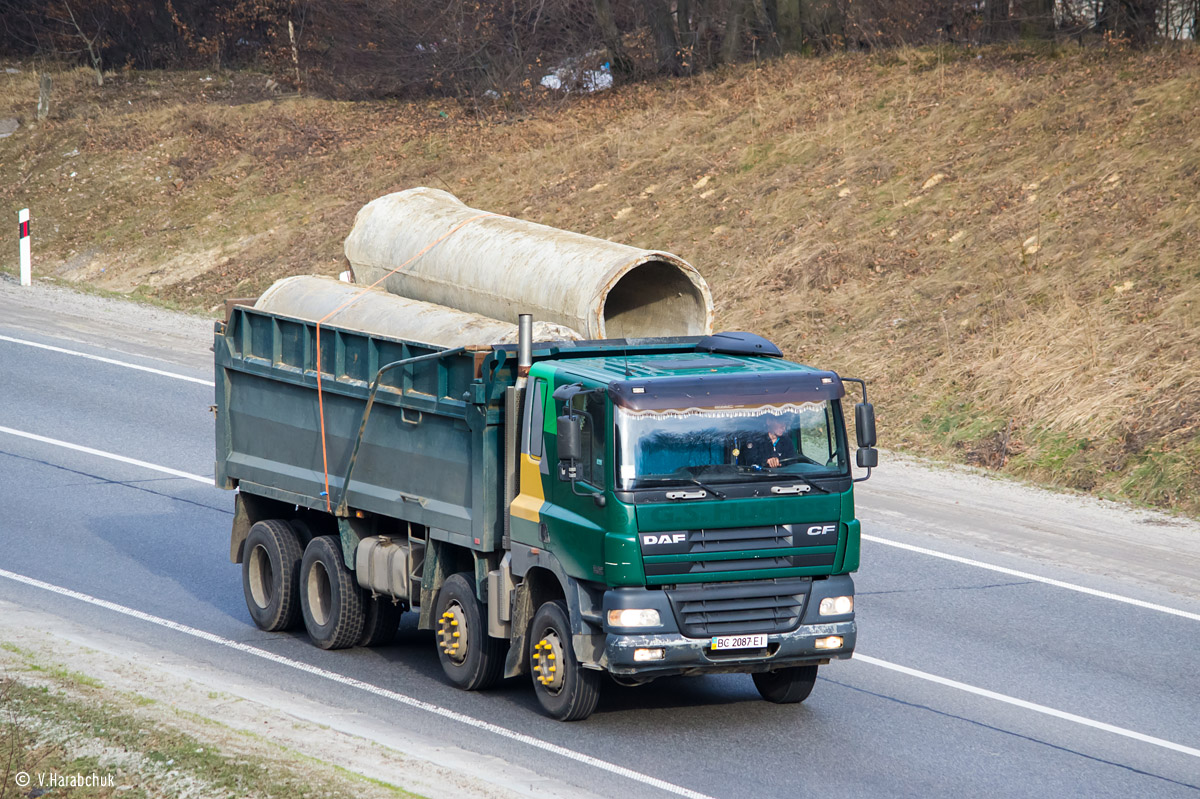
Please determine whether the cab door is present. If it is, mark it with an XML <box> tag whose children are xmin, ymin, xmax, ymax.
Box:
<box><xmin>510</xmin><ymin>373</ymin><xmax>550</xmax><ymax>548</ymax></box>
<box><xmin>540</xmin><ymin>384</ymin><xmax>609</xmax><ymax>582</ymax></box>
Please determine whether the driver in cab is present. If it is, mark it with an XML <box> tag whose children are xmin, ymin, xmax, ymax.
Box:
<box><xmin>732</xmin><ymin>416</ymin><xmax>796</xmax><ymax>469</ymax></box>
<box><xmin>763</xmin><ymin>417</ymin><xmax>796</xmax><ymax>467</ymax></box>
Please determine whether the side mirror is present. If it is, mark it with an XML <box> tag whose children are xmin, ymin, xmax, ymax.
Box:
<box><xmin>553</xmin><ymin>382</ymin><xmax>584</xmax><ymax>402</ymax></box>
<box><xmin>856</xmin><ymin>447</ymin><xmax>879</xmax><ymax>469</ymax></box>
<box><xmin>557</xmin><ymin>414</ymin><xmax>582</xmax><ymax>465</ymax></box>
<box><xmin>855</xmin><ymin>402</ymin><xmax>877</xmax><ymax>448</ymax></box>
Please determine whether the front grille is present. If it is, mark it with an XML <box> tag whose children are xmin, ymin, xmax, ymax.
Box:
<box><xmin>666</xmin><ymin>578</ymin><xmax>811</xmax><ymax>637</ymax></box>
<box><xmin>691</xmin><ymin>525</ymin><xmax>790</xmax><ymax>553</ymax></box>
<box><xmin>644</xmin><ymin>553</ymin><xmax>833</xmax><ymax>577</ymax></box>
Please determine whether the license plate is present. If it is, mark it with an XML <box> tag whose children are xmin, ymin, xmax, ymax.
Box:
<box><xmin>710</xmin><ymin>634</ymin><xmax>768</xmax><ymax>651</ymax></box>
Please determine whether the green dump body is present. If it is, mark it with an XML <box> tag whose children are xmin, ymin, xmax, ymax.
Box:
<box><xmin>216</xmin><ymin>305</ymin><xmax>861</xmax><ymax>689</ymax></box>
<box><xmin>215</xmin><ymin>305</ymin><xmax>511</xmax><ymax>552</ymax></box>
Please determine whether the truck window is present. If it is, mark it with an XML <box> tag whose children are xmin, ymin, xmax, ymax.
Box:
<box><xmin>798</xmin><ymin>403</ymin><xmax>838</xmax><ymax>465</ymax></box>
<box><xmin>615</xmin><ymin>401</ymin><xmax>846</xmax><ymax>490</ymax></box>
<box><xmin>569</xmin><ymin>391</ymin><xmax>607</xmax><ymax>488</ymax></box>
<box><xmin>527</xmin><ymin>378</ymin><xmax>545</xmax><ymax>458</ymax></box>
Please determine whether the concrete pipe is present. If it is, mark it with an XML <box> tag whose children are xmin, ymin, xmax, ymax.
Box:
<box><xmin>343</xmin><ymin>187</ymin><xmax>714</xmax><ymax>339</ymax></box>
<box><xmin>254</xmin><ymin>275</ymin><xmax>582</xmax><ymax>349</ymax></box>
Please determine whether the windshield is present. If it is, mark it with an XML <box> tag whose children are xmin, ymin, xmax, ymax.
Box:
<box><xmin>615</xmin><ymin>401</ymin><xmax>847</xmax><ymax>490</ymax></box>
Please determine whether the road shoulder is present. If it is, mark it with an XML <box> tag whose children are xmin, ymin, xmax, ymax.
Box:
<box><xmin>0</xmin><ymin>601</ymin><xmax>590</xmax><ymax>799</ymax></box>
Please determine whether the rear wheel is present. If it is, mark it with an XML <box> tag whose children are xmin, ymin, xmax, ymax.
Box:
<box><xmin>529</xmin><ymin>600</ymin><xmax>600</xmax><ymax>721</ymax></box>
<box><xmin>359</xmin><ymin>595</ymin><xmax>404</xmax><ymax>647</ymax></box>
<box><xmin>434</xmin><ymin>573</ymin><xmax>505</xmax><ymax>690</ymax></box>
<box><xmin>242</xmin><ymin>519</ymin><xmax>303</xmax><ymax>632</ymax></box>
<box><xmin>299</xmin><ymin>536</ymin><xmax>365</xmax><ymax>649</ymax></box>
<box><xmin>752</xmin><ymin>665</ymin><xmax>818</xmax><ymax>704</ymax></box>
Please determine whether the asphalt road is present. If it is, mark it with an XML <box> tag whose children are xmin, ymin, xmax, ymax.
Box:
<box><xmin>1</xmin><ymin>282</ymin><xmax>1198</xmax><ymax>799</ymax></box>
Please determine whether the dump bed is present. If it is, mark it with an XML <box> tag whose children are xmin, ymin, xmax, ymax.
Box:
<box><xmin>214</xmin><ymin>306</ymin><xmax>514</xmax><ymax>550</ymax></box>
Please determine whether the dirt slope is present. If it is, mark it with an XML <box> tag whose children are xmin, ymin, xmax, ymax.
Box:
<box><xmin>1</xmin><ymin>44</ymin><xmax>1197</xmax><ymax>512</ymax></box>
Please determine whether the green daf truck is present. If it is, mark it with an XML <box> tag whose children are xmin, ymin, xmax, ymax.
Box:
<box><xmin>216</xmin><ymin>309</ymin><xmax>876</xmax><ymax>720</ymax></box>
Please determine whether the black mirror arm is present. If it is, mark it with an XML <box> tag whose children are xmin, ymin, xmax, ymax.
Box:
<box><xmin>842</xmin><ymin>377</ymin><xmax>868</xmax><ymax>403</ymax></box>
<box><xmin>570</xmin><ymin>479</ymin><xmax>607</xmax><ymax>506</ymax></box>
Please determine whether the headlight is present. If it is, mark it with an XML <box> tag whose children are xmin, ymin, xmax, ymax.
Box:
<box><xmin>634</xmin><ymin>648</ymin><xmax>665</xmax><ymax>661</ymax></box>
<box><xmin>814</xmin><ymin>635</ymin><xmax>844</xmax><ymax>650</ymax></box>
<box><xmin>607</xmin><ymin>608</ymin><xmax>662</xmax><ymax>628</ymax></box>
<box><xmin>819</xmin><ymin>596</ymin><xmax>853</xmax><ymax>616</ymax></box>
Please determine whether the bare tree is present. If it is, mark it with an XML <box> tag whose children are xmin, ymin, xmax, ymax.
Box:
<box><xmin>593</xmin><ymin>0</ymin><xmax>635</xmax><ymax>74</ymax></box>
<box><xmin>746</xmin><ymin>0</ymin><xmax>781</xmax><ymax>57</ymax></box>
<box><xmin>1016</xmin><ymin>0</ymin><xmax>1057</xmax><ymax>38</ymax></box>
<box><xmin>644</xmin><ymin>0</ymin><xmax>683</xmax><ymax>73</ymax></box>
<box><xmin>986</xmin><ymin>0</ymin><xmax>1014</xmax><ymax>39</ymax></box>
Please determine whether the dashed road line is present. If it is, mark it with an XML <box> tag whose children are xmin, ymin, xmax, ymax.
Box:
<box><xmin>0</xmin><ymin>426</ymin><xmax>211</xmax><ymax>485</ymax></box>
<box><xmin>0</xmin><ymin>333</ymin><xmax>213</xmax><ymax>386</ymax></box>
<box><xmin>853</xmin><ymin>654</ymin><xmax>1200</xmax><ymax>759</ymax></box>
<box><xmin>0</xmin><ymin>567</ymin><xmax>716</xmax><ymax>799</ymax></box>
<box><xmin>863</xmin><ymin>534</ymin><xmax>1200</xmax><ymax>623</ymax></box>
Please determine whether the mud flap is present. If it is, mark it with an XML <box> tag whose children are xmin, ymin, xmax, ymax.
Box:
<box><xmin>417</xmin><ymin>539</ymin><xmax>452</xmax><ymax>630</ymax></box>
<box><xmin>503</xmin><ymin>581</ymin><xmax>535</xmax><ymax>679</ymax></box>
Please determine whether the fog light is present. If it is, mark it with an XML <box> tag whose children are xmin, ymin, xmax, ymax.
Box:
<box><xmin>607</xmin><ymin>609</ymin><xmax>662</xmax><ymax>628</ymax></box>
<box><xmin>819</xmin><ymin>596</ymin><xmax>854</xmax><ymax>616</ymax></box>
<box><xmin>814</xmin><ymin>636</ymin><xmax>843</xmax><ymax>650</ymax></box>
<box><xmin>634</xmin><ymin>648</ymin><xmax>665</xmax><ymax>662</ymax></box>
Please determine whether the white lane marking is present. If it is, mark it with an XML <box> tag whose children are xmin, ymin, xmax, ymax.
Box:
<box><xmin>1</xmin><ymin>440</ymin><xmax>1195</xmax><ymax>772</ymax></box>
<box><xmin>0</xmin><ymin>568</ymin><xmax>715</xmax><ymax>799</ymax></box>
<box><xmin>854</xmin><ymin>653</ymin><xmax>1200</xmax><ymax>759</ymax></box>
<box><xmin>7</xmin><ymin>327</ymin><xmax>1197</xmax><ymax>626</ymax></box>
<box><xmin>863</xmin><ymin>534</ymin><xmax>1200</xmax><ymax>623</ymax></box>
<box><xmin>0</xmin><ymin>426</ymin><xmax>211</xmax><ymax>485</ymax></box>
<box><xmin>5</xmin><ymin>424</ymin><xmax>1197</xmax><ymax>627</ymax></box>
<box><xmin>0</xmin><ymin>333</ymin><xmax>214</xmax><ymax>386</ymax></box>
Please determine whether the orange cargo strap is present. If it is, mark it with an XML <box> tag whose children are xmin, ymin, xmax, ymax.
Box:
<box><xmin>314</xmin><ymin>212</ymin><xmax>496</xmax><ymax>512</ymax></box>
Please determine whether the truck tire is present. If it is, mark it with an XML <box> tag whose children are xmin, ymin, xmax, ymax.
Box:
<box><xmin>299</xmin><ymin>535</ymin><xmax>365</xmax><ymax>650</ymax></box>
<box><xmin>242</xmin><ymin>519</ymin><xmax>303</xmax><ymax>632</ymax></box>
<box><xmin>433</xmin><ymin>573</ymin><xmax>505</xmax><ymax>690</ymax></box>
<box><xmin>529</xmin><ymin>600</ymin><xmax>600</xmax><ymax>721</ymax></box>
<box><xmin>358</xmin><ymin>596</ymin><xmax>404</xmax><ymax>647</ymax></box>
<box><xmin>752</xmin><ymin>665</ymin><xmax>818</xmax><ymax>704</ymax></box>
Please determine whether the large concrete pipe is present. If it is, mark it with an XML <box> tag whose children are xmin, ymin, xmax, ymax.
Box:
<box><xmin>343</xmin><ymin>188</ymin><xmax>714</xmax><ymax>339</ymax></box>
<box><xmin>254</xmin><ymin>275</ymin><xmax>582</xmax><ymax>348</ymax></box>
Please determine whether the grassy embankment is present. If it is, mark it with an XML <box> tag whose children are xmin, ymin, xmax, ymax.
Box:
<box><xmin>0</xmin><ymin>643</ymin><xmax>422</xmax><ymax>799</ymax></box>
<box><xmin>0</xmin><ymin>45</ymin><xmax>1197</xmax><ymax>513</ymax></box>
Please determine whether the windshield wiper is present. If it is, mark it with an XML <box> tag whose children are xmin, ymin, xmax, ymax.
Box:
<box><xmin>635</xmin><ymin>470</ymin><xmax>729</xmax><ymax>499</ymax></box>
<box><xmin>684</xmin><ymin>476</ymin><xmax>726</xmax><ymax>500</ymax></box>
<box><xmin>736</xmin><ymin>465</ymin><xmax>830</xmax><ymax>493</ymax></box>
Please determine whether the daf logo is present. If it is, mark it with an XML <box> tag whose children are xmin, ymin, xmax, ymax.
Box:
<box><xmin>807</xmin><ymin>524</ymin><xmax>837</xmax><ymax>536</ymax></box>
<box><xmin>642</xmin><ymin>533</ymin><xmax>687</xmax><ymax>546</ymax></box>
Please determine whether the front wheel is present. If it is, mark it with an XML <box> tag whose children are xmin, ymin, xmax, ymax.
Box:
<box><xmin>434</xmin><ymin>573</ymin><xmax>506</xmax><ymax>690</ymax></box>
<box><xmin>529</xmin><ymin>600</ymin><xmax>600</xmax><ymax>721</ymax></box>
<box><xmin>753</xmin><ymin>664</ymin><xmax>818</xmax><ymax>704</ymax></box>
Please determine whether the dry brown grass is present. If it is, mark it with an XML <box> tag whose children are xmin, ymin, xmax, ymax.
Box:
<box><xmin>1</xmin><ymin>45</ymin><xmax>1197</xmax><ymax>513</ymax></box>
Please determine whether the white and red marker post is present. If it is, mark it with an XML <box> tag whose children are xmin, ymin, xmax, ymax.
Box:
<box><xmin>18</xmin><ymin>208</ymin><xmax>31</xmax><ymax>286</ymax></box>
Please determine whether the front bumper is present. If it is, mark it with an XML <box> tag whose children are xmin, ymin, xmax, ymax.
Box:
<box><xmin>605</xmin><ymin>620</ymin><xmax>856</xmax><ymax>677</ymax></box>
<box><xmin>601</xmin><ymin>573</ymin><xmax>857</xmax><ymax>678</ymax></box>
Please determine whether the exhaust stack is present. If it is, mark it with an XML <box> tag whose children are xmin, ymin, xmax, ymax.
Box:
<box><xmin>518</xmin><ymin>313</ymin><xmax>533</xmax><ymax>377</ymax></box>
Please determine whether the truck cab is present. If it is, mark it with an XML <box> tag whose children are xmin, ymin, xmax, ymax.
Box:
<box><xmin>504</xmin><ymin>337</ymin><xmax>873</xmax><ymax>716</ymax></box>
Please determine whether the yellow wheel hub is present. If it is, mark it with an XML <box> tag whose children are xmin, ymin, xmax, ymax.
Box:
<box><xmin>533</xmin><ymin>633</ymin><xmax>564</xmax><ymax>692</ymax></box>
<box><xmin>438</xmin><ymin>603</ymin><xmax>467</xmax><ymax>664</ymax></box>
